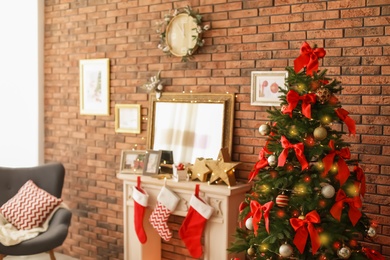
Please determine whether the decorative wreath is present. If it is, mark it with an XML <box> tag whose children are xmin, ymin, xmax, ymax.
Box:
<box><xmin>156</xmin><ymin>6</ymin><xmax>210</xmax><ymax>62</ymax></box>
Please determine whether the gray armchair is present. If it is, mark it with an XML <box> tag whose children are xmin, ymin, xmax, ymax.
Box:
<box><xmin>0</xmin><ymin>163</ymin><xmax>72</xmax><ymax>260</ymax></box>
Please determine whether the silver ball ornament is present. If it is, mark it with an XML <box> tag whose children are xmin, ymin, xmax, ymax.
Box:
<box><xmin>279</xmin><ymin>243</ymin><xmax>293</xmax><ymax>257</ymax></box>
<box><xmin>245</xmin><ymin>217</ymin><xmax>254</xmax><ymax>230</ymax></box>
<box><xmin>337</xmin><ymin>246</ymin><xmax>351</xmax><ymax>259</ymax></box>
<box><xmin>367</xmin><ymin>227</ymin><xmax>377</xmax><ymax>237</ymax></box>
<box><xmin>259</xmin><ymin>124</ymin><xmax>271</xmax><ymax>136</ymax></box>
<box><xmin>267</xmin><ymin>155</ymin><xmax>277</xmax><ymax>167</ymax></box>
<box><xmin>321</xmin><ymin>185</ymin><xmax>336</xmax><ymax>198</ymax></box>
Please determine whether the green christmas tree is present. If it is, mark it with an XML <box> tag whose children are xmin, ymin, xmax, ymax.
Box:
<box><xmin>229</xmin><ymin>42</ymin><xmax>384</xmax><ymax>260</ymax></box>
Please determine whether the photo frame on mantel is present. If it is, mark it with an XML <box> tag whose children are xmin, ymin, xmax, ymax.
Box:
<box><xmin>119</xmin><ymin>150</ymin><xmax>147</xmax><ymax>174</ymax></box>
<box><xmin>79</xmin><ymin>58</ymin><xmax>110</xmax><ymax>115</ymax></box>
<box><xmin>250</xmin><ymin>71</ymin><xmax>288</xmax><ymax>106</ymax></box>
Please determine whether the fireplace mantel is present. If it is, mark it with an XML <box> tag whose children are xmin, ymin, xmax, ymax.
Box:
<box><xmin>117</xmin><ymin>173</ymin><xmax>251</xmax><ymax>260</ymax></box>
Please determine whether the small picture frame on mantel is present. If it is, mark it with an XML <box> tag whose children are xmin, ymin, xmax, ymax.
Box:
<box><xmin>143</xmin><ymin>150</ymin><xmax>162</xmax><ymax>176</ymax></box>
<box><xmin>119</xmin><ymin>150</ymin><xmax>147</xmax><ymax>174</ymax></box>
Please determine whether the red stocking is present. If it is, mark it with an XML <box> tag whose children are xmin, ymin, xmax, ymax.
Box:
<box><xmin>179</xmin><ymin>184</ymin><xmax>214</xmax><ymax>258</ymax></box>
<box><xmin>132</xmin><ymin>176</ymin><xmax>149</xmax><ymax>244</ymax></box>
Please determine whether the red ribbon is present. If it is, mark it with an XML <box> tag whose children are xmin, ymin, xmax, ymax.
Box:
<box><xmin>294</xmin><ymin>42</ymin><xmax>326</xmax><ymax>75</ymax></box>
<box><xmin>283</xmin><ymin>90</ymin><xmax>317</xmax><ymax>119</ymax></box>
<box><xmin>238</xmin><ymin>201</ymin><xmax>249</xmax><ymax>228</ymax></box>
<box><xmin>354</xmin><ymin>165</ymin><xmax>366</xmax><ymax>197</ymax></box>
<box><xmin>362</xmin><ymin>247</ymin><xmax>385</xmax><ymax>260</ymax></box>
<box><xmin>248</xmin><ymin>145</ymin><xmax>272</xmax><ymax>182</ymax></box>
<box><xmin>321</xmin><ymin>140</ymin><xmax>351</xmax><ymax>186</ymax></box>
<box><xmin>290</xmin><ymin>210</ymin><xmax>321</xmax><ymax>254</ymax></box>
<box><xmin>330</xmin><ymin>189</ymin><xmax>362</xmax><ymax>226</ymax></box>
<box><xmin>278</xmin><ymin>136</ymin><xmax>308</xmax><ymax>170</ymax></box>
<box><xmin>335</xmin><ymin>108</ymin><xmax>356</xmax><ymax>136</ymax></box>
<box><xmin>250</xmin><ymin>200</ymin><xmax>274</xmax><ymax>234</ymax></box>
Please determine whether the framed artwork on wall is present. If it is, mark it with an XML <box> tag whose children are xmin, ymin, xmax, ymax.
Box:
<box><xmin>119</xmin><ymin>150</ymin><xmax>147</xmax><ymax>174</ymax></box>
<box><xmin>115</xmin><ymin>104</ymin><xmax>141</xmax><ymax>134</ymax></box>
<box><xmin>143</xmin><ymin>150</ymin><xmax>162</xmax><ymax>176</ymax></box>
<box><xmin>250</xmin><ymin>71</ymin><xmax>288</xmax><ymax>106</ymax></box>
<box><xmin>79</xmin><ymin>58</ymin><xmax>110</xmax><ymax>115</ymax></box>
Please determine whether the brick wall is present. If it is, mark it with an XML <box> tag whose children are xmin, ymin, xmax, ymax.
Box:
<box><xmin>44</xmin><ymin>0</ymin><xmax>390</xmax><ymax>259</ymax></box>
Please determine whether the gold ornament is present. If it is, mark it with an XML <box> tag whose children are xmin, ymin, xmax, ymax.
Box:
<box><xmin>247</xmin><ymin>247</ymin><xmax>256</xmax><ymax>256</ymax></box>
<box><xmin>207</xmin><ymin>148</ymin><xmax>240</xmax><ymax>186</ymax></box>
<box><xmin>313</xmin><ymin>126</ymin><xmax>327</xmax><ymax>141</ymax></box>
<box><xmin>188</xmin><ymin>158</ymin><xmax>211</xmax><ymax>182</ymax></box>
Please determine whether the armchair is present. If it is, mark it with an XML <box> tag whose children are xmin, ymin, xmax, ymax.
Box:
<box><xmin>0</xmin><ymin>162</ymin><xmax>72</xmax><ymax>260</ymax></box>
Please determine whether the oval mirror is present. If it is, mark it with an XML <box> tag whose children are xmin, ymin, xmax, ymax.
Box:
<box><xmin>147</xmin><ymin>93</ymin><xmax>235</xmax><ymax>164</ymax></box>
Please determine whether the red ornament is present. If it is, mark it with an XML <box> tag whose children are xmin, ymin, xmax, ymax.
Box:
<box><xmin>328</xmin><ymin>95</ymin><xmax>339</xmax><ymax>105</ymax></box>
<box><xmin>304</xmin><ymin>134</ymin><xmax>316</xmax><ymax>147</ymax></box>
<box><xmin>269</xmin><ymin>169</ymin><xmax>278</xmax><ymax>179</ymax></box>
<box><xmin>276</xmin><ymin>194</ymin><xmax>289</xmax><ymax>207</ymax></box>
<box><xmin>285</xmin><ymin>163</ymin><xmax>294</xmax><ymax>172</ymax></box>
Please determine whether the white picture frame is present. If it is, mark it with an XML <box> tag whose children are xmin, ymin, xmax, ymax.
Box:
<box><xmin>250</xmin><ymin>71</ymin><xmax>288</xmax><ymax>106</ymax></box>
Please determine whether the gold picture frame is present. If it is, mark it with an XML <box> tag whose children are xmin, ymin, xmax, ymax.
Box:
<box><xmin>79</xmin><ymin>58</ymin><xmax>110</xmax><ymax>115</ymax></box>
<box><xmin>250</xmin><ymin>71</ymin><xmax>288</xmax><ymax>106</ymax></box>
<box><xmin>119</xmin><ymin>150</ymin><xmax>147</xmax><ymax>174</ymax></box>
<box><xmin>115</xmin><ymin>104</ymin><xmax>141</xmax><ymax>134</ymax></box>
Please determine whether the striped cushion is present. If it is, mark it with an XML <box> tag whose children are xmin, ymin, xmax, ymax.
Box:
<box><xmin>0</xmin><ymin>180</ymin><xmax>62</xmax><ymax>230</ymax></box>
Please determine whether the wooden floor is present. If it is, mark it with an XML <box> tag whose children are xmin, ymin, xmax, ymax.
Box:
<box><xmin>4</xmin><ymin>253</ymin><xmax>77</xmax><ymax>260</ymax></box>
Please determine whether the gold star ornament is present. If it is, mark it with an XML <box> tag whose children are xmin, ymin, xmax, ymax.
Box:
<box><xmin>207</xmin><ymin>148</ymin><xmax>241</xmax><ymax>186</ymax></box>
<box><xmin>188</xmin><ymin>158</ymin><xmax>212</xmax><ymax>182</ymax></box>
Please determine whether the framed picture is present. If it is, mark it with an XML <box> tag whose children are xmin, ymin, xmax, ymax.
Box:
<box><xmin>143</xmin><ymin>150</ymin><xmax>162</xmax><ymax>176</ymax></box>
<box><xmin>115</xmin><ymin>104</ymin><xmax>141</xmax><ymax>134</ymax></box>
<box><xmin>79</xmin><ymin>58</ymin><xmax>110</xmax><ymax>115</ymax></box>
<box><xmin>119</xmin><ymin>150</ymin><xmax>147</xmax><ymax>174</ymax></box>
<box><xmin>250</xmin><ymin>71</ymin><xmax>288</xmax><ymax>106</ymax></box>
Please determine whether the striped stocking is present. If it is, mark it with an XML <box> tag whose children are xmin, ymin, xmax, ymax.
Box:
<box><xmin>149</xmin><ymin>186</ymin><xmax>180</xmax><ymax>241</ymax></box>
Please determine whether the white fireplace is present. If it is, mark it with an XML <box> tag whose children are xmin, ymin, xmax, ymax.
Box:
<box><xmin>117</xmin><ymin>173</ymin><xmax>251</xmax><ymax>260</ymax></box>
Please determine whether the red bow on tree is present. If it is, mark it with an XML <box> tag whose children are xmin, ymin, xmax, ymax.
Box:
<box><xmin>322</xmin><ymin>140</ymin><xmax>351</xmax><ymax>186</ymax></box>
<box><xmin>290</xmin><ymin>210</ymin><xmax>321</xmax><ymax>254</ymax></box>
<box><xmin>335</xmin><ymin>108</ymin><xmax>356</xmax><ymax>136</ymax></box>
<box><xmin>283</xmin><ymin>90</ymin><xmax>317</xmax><ymax>119</ymax></box>
<box><xmin>248</xmin><ymin>145</ymin><xmax>272</xmax><ymax>182</ymax></box>
<box><xmin>278</xmin><ymin>136</ymin><xmax>308</xmax><ymax>170</ymax></box>
<box><xmin>330</xmin><ymin>189</ymin><xmax>362</xmax><ymax>226</ymax></box>
<box><xmin>294</xmin><ymin>42</ymin><xmax>326</xmax><ymax>75</ymax></box>
<box><xmin>354</xmin><ymin>165</ymin><xmax>366</xmax><ymax>197</ymax></box>
<box><xmin>250</xmin><ymin>200</ymin><xmax>274</xmax><ymax>234</ymax></box>
<box><xmin>362</xmin><ymin>247</ymin><xmax>385</xmax><ymax>260</ymax></box>
<box><xmin>238</xmin><ymin>201</ymin><xmax>249</xmax><ymax>229</ymax></box>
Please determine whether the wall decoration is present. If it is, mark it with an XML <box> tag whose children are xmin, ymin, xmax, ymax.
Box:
<box><xmin>250</xmin><ymin>71</ymin><xmax>288</xmax><ymax>106</ymax></box>
<box><xmin>156</xmin><ymin>6</ymin><xmax>210</xmax><ymax>62</ymax></box>
<box><xmin>140</xmin><ymin>71</ymin><xmax>164</xmax><ymax>99</ymax></box>
<box><xmin>115</xmin><ymin>104</ymin><xmax>141</xmax><ymax>134</ymax></box>
<box><xmin>143</xmin><ymin>150</ymin><xmax>162</xmax><ymax>176</ymax></box>
<box><xmin>79</xmin><ymin>58</ymin><xmax>110</xmax><ymax>115</ymax></box>
<box><xmin>119</xmin><ymin>150</ymin><xmax>147</xmax><ymax>174</ymax></box>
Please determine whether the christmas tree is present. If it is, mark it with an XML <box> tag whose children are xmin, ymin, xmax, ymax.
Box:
<box><xmin>229</xmin><ymin>42</ymin><xmax>384</xmax><ymax>260</ymax></box>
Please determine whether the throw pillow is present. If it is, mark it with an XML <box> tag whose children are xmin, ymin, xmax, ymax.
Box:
<box><xmin>0</xmin><ymin>180</ymin><xmax>62</xmax><ymax>230</ymax></box>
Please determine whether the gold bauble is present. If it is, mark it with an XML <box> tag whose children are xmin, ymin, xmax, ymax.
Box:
<box><xmin>247</xmin><ymin>247</ymin><xmax>256</xmax><ymax>256</ymax></box>
<box><xmin>313</xmin><ymin>126</ymin><xmax>327</xmax><ymax>141</ymax></box>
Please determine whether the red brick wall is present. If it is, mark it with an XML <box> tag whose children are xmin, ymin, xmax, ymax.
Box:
<box><xmin>44</xmin><ymin>0</ymin><xmax>390</xmax><ymax>259</ymax></box>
